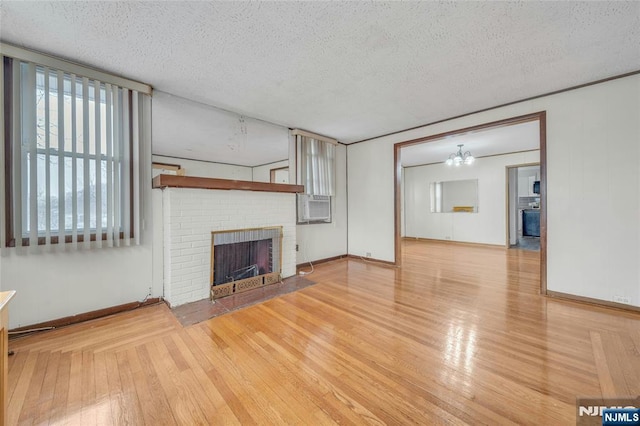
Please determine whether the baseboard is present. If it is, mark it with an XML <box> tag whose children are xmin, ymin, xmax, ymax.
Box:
<box><xmin>295</xmin><ymin>253</ymin><xmax>397</xmax><ymax>269</ymax></box>
<box><xmin>402</xmin><ymin>236</ymin><xmax>506</xmax><ymax>249</ymax></box>
<box><xmin>9</xmin><ymin>297</ymin><xmax>163</xmax><ymax>334</ymax></box>
<box><xmin>546</xmin><ymin>290</ymin><xmax>640</xmax><ymax>314</ymax></box>
<box><xmin>346</xmin><ymin>254</ymin><xmax>397</xmax><ymax>267</ymax></box>
<box><xmin>296</xmin><ymin>254</ymin><xmax>348</xmax><ymax>269</ymax></box>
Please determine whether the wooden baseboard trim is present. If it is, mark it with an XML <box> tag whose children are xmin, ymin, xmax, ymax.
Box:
<box><xmin>546</xmin><ymin>290</ymin><xmax>640</xmax><ymax>314</ymax></box>
<box><xmin>402</xmin><ymin>236</ymin><xmax>507</xmax><ymax>249</ymax></box>
<box><xmin>295</xmin><ymin>254</ymin><xmax>397</xmax><ymax>268</ymax></box>
<box><xmin>346</xmin><ymin>254</ymin><xmax>397</xmax><ymax>267</ymax></box>
<box><xmin>9</xmin><ymin>297</ymin><xmax>163</xmax><ymax>334</ymax></box>
<box><xmin>296</xmin><ymin>254</ymin><xmax>348</xmax><ymax>269</ymax></box>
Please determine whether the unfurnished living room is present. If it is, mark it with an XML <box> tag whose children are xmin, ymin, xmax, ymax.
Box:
<box><xmin>1</xmin><ymin>2</ymin><xmax>639</xmax><ymax>425</ymax></box>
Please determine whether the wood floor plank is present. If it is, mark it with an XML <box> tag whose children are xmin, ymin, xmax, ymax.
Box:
<box><xmin>8</xmin><ymin>350</ymin><xmax>38</xmax><ymax>425</ymax></box>
<box><xmin>63</xmin><ymin>350</ymin><xmax>84</xmax><ymax>423</ymax></box>
<box><xmin>103</xmin><ymin>350</ymin><xmax>126</xmax><ymax>424</ymax></box>
<box><xmin>93</xmin><ymin>351</ymin><xmax>114</xmax><ymax>425</ymax></box>
<box><xmin>16</xmin><ymin>350</ymin><xmax>49</xmax><ymax>424</ymax></box>
<box><xmin>80</xmin><ymin>350</ymin><xmax>98</xmax><ymax>425</ymax></box>
<box><xmin>183</xmin><ymin>328</ymin><xmax>257</xmax><ymax>424</ymax></box>
<box><xmin>213</xmin><ymin>317</ymin><xmax>323</xmax><ymax>424</ymax></box>
<box><xmin>259</xmin><ymin>299</ymin><xmax>565</xmax><ymax>424</ymax></box>
<box><xmin>251</xmin><ymin>329</ymin><xmax>390</xmax><ymax>425</ymax></box>
<box><xmin>602</xmin><ymin>331</ymin><xmax>640</xmax><ymax>396</ymax></box>
<box><xmin>134</xmin><ymin>345</ymin><xmax>179</xmax><ymax>425</ymax></box>
<box><xmin>33</xmin><ymin>350</ymin><xmax>59</xmax><ymax>425</ymax></box>
<box><xmin>169</xmin><ymin>333</ymin><xmax>241</xmax><ymax>425</ymax></box>
<box><xmin>590</xmin><ymin>331</ymin><xmax>618</xmax><ymax>397</ymax></box>
<box><xmin>145</xmin><ymin>338</ymin><xmax>209</xmax><ymax>425</ymax></box>
<box><xmin>255</xmin><ymin>302</ymin><xmax>469</xmax><ymax>423</ymax></box>
<box><xmin>48</xmin><ymin>350</ymin><xmax>71</xmax><ymax>424</ymax></box>
<box><xmin>190</xmin><ymin>324</ymin><xmax>292</xmax><ymax>424</ymax></box>
<box><xmin>114</xmin><ymin>349</ymin><xmax>146</xmax><ymax>425</ymax></box>
<box><xmin>7</xmin><ymin>240</ymin><xmax>640</xmax><ymax>424</ymax></box>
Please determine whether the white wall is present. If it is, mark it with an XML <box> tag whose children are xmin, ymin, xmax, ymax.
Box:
<box><xmin>404</xmin><ymin>151</ymin><xmax>539</xmax><ymax>245</ymax></box>
<box><xmin>252</xmin><ymin>160</ymin><xmax>289</xmax><ymax>183</ymax></box>
<box><xmin>297</xmin><ymin>144</ymin><xmax>348</xmax><ymax>264</ymax></box>
<box><xmin>348</xmin><ymin>74</ymin><xmax>640</xmax><ymax>307</ymax></box>
<box><xmin>2</xmin><ymin>120</ymin><xmax>156</xmax><ymax>329</ymax></box>
<box><xmin>152</xmin><ymin>155</ymin><xmax>252</xmax><ymax>180</ymax></box>
<box><xmin>3</xmin><ymin>244</ymin><xmax>154</xmax><ymax>329</ymax></box>
<box><xmin>348</xmin><ymin>137</ymin><xmax>397</xmax><ymax>262</ymax></box>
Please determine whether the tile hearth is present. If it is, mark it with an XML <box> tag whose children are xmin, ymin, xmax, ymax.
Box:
<box><xmin>171</xmin><ymin>275</ymin><xmax>315</xmax><ymax>326</ymax></box>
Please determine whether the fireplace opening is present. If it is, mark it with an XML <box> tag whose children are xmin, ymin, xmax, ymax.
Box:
<box><xmin>213</xmin><ymin>239</ymin><xmax>272</xmax><ymax>285</ymax></box>
<box><xmin>210</xmin><ymin>227</ymin><xmax>282</xmax><ymax>299</ymax></box>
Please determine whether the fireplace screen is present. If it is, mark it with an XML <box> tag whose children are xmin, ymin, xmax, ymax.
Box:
<box><xmin>210</xmin><ymin>227</ymin><xmax>282</xmax><ymax>299</ymax></box>
<box><xmin>213</xmin><ymin>239</ymin><xmax>272</xmax><ymax>285</ymax></box>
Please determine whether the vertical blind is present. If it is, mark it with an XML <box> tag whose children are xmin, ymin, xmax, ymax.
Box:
<box><xmin>297</xmin><ymin>135</ymin><xmax>336</xmax><ymax>196</ymax></box>
<box><xmin>3</xmin><ymin>55</ymin><xmax>150</xmax><ymax>250</ymax></box>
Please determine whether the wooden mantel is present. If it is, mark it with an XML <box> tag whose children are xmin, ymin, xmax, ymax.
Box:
<box><xmin>152</xmin><ymin>174</ymin><xmax>304</xmax><ymax>194</ymax></box>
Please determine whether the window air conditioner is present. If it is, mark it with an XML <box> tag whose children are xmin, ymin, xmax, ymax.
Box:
<box><xmin>298</xmin><ymin>194</ymin><xmax>331</xmax><ymax>222</ymax></box>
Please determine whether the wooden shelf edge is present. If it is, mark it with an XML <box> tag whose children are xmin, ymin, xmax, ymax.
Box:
<box><xmin>152</xmin><ymin>174</ymin><xmax>304</xmax><ymax>194</ymax></box>
<box><xmin>0</xmin><ymin>291</ymin><xmax>16</xmax><ymax>312</ymax></box>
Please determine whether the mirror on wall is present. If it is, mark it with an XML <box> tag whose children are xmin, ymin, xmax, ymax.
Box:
<box><xmin>151</xmin><ymin>91</ymin><xmax>289</xmax><ymax>182</ymax></box>
<box><xmin>430</xmin><ymin>179</ymin><xmax>478</xmax><ymax>213</ymax></box>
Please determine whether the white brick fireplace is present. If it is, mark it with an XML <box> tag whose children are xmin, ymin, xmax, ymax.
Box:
<box><xmin>159</xmin><ymin>187</ymin><xmax>297</xmax><ymax>307</ymax></box>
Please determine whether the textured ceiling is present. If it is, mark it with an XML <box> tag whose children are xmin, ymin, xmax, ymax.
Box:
<box><xmin>1</xmin><ymin>1</ymin><xmax>639</xmax><ymax>147</ymax></box>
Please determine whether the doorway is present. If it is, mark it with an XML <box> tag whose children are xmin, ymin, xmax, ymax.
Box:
<box><xmin>506</xmin><ymin>164</ymin><xmax>541</xmax><ymax>251</ymax></box>
<box><xmin>394</xmin><ymin>111</ymin><xmax>547</xmax><ymax>294</ymax></box>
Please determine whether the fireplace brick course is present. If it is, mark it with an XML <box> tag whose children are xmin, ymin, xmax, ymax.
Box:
<box><xmin>161</xmin><ymin>188</ymin><xmax>296</xmax><ymax>307</ymax></box>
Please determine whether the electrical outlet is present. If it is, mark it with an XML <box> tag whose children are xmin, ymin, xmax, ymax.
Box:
<box><xmin>366</xmin><ymin>252</ymin><xmax>372</xmax><ymax>258</ymax></box>
<box><xmin>613</xmin><ymin>295</ymin><xmax>631</xmax><ymax>305</ymax></box>
<box><xmin>445</xmin><ymin>236</ymin><xmax>451</xmax><ymax>240</ymax></box>
<box><xmin>296</xmin><ymin>244</ymin><xmax>299</xmax><ymax>252</ymax></box>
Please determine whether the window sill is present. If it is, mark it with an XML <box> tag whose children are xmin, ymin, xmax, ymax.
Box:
<box><xmin>6</xmin><ymin>232</ymin><xmax>127</xmax><ymax>247</ymax></box>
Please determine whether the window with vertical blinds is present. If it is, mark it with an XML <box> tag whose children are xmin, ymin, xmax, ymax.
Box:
<box><xmin>295</xmin><ymin>131</ymin><xmax>336</xmax><ymax>224</ymax></box>
<box><xmin>2</xmin><ymin>48</ymin><xmax>151</xmax><ymax>249</ymax></box>
<box><xmin>296</xmin><ymin>135</ymin><xmax>336</xmax><ymax>197</ymax></box>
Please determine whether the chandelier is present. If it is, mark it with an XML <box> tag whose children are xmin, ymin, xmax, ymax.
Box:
<box><xmin>445</xmin><ymin>144</ymin><xmax>475</xmax><ymax>166</ymax></box>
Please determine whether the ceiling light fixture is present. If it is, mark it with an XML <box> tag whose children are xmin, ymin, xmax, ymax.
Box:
<box><xmin>445</xmin><ymin>144</ymin><xmax>475</xmax><ymax>166</ymax></box>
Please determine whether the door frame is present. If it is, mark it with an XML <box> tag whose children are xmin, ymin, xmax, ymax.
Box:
<box><xmin>505</xmin><ymin>163</ymin><xmax>541</xmax><ymax>248</ymax></box>
<box><xmin>393</xmin><ymin>111</ymin><xmax>547</xmax><ymax>294</ymax></box>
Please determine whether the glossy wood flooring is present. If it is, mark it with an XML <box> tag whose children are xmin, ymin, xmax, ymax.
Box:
<box><xmin>8</xmin><ymin>240</ymin><xmax>640</xmax><ymax>425</ymax></box>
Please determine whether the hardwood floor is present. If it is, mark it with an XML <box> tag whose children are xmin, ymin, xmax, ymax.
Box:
<box><xmin>7</xmin><ymin>240</ymin><xmax>640</xmax><ymax>425</ymax></box>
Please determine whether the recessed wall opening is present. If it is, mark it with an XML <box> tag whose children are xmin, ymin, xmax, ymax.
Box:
<box><xmin>394</xmin><ymin>111</ymin><xmax>547</xmax><ymax>293</ymax></box>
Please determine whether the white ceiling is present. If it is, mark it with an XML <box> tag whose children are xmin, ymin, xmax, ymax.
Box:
<box><xmin>400</xmin><ymin>120</ymin><xmax>539</xmax><ymax>167</ymax></box>
<box><xmin>1</xmin><ymin>1</ymin><xmax>639</xmax><ymax>151</ymax></box>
